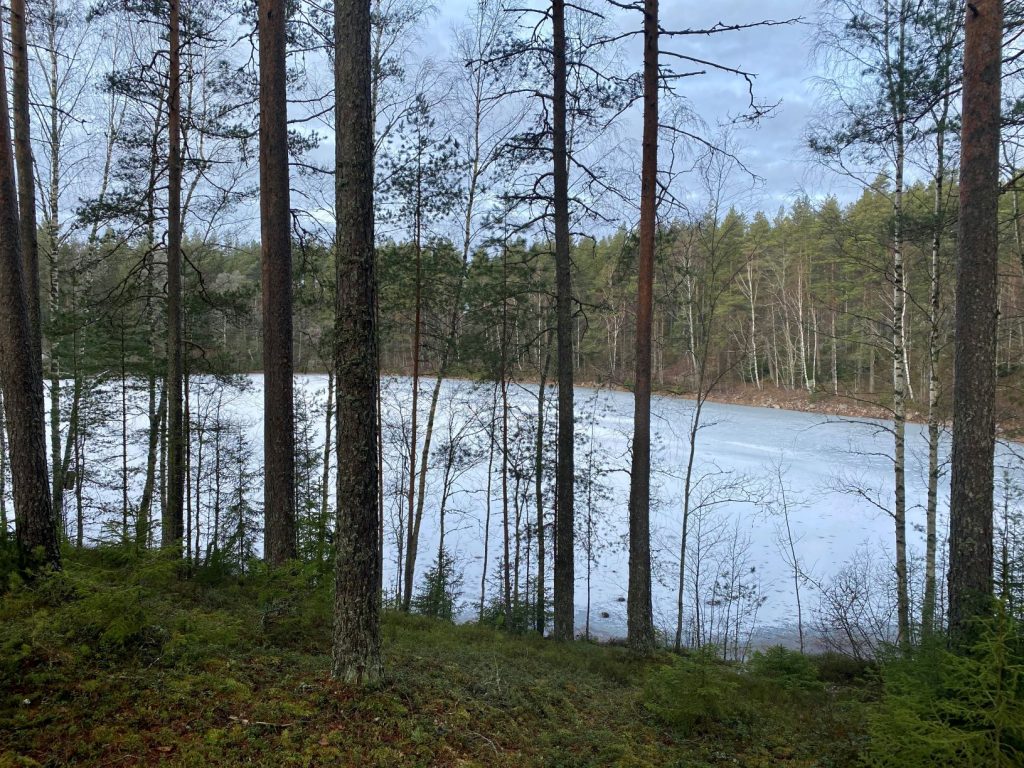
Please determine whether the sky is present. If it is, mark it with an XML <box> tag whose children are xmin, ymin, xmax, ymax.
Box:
<box><xmin>426</xmin><ymin>0</ymin><xmax>863</xmax><ymax>214</ymax></box>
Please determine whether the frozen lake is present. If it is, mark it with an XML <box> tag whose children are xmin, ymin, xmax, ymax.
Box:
<box><xmin>39</xmin><ymin>374</ymin><xmax>1024</xmax><ymax>646</ymax></box>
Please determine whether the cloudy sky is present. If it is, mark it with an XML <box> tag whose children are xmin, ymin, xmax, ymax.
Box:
<box><xmin>425</xmin><ymin>0</ymin><xmax>863</xmax><ymax>213</ymax></box>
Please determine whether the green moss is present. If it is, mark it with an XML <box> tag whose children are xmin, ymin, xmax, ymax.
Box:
<box><xmin>0</xmin><ymin>549</ymin><xmax>867</xmax><ymax>767</ymax></box>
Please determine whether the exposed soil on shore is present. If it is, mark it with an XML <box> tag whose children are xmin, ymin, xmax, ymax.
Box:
<box><xmin>656</xmin><ymin>382</ymin><xmax>1024</xmax><ymax>441</ymax></box>
<box><xmin>376</xmin><ymin>368</ymin><xmax>1024</xmax><ymax>440</ymax></box>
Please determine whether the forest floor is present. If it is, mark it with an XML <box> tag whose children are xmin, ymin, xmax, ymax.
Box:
<box><xmin>1</xmin><ymin>549</ymin><xmax>869</xmax><ymax>767</ymax></box>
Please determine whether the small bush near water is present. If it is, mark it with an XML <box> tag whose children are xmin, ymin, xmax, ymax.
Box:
<box><xmin>866</xmin><ymin>608</ymin><xmax>1024</xmax><ymax>768</ymax></box>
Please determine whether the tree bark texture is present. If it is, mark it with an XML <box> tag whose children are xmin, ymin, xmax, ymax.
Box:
<box><xmin>0</xmin><ymin>11</ymin><xmax>58</xmax><ymax>569</ymax></box>
<box><xmin>626</xmin><ymin>0</ymin><xmax>657</xmax><ymax>655</ymax></box>
<box><xmin>10</xmin><ymin>0</ymin><xmax>42</xmax><ymax>372</ymax></box>
<box><xmin>259</xmin><ymin>0</ymin><xmax>297</xmax><ymax>565</ymax></box>
<box><xmin>333</xmin><ymin>0</ymin><xmax>383</xmax><ymax>685</ymax></box>
<box><xmin>551</xmin><ymin>0</ymin><xmax>575</xmax><ymax>642</ymax></box>
<box><xmin>948</xmin><ymin>0</ymin><xmax>1002</xmax><ymax>642</ymax></box>
<box><xmin>164</xmin><ymin>0</ymin><xmax>185</xmax><ymax>553</ymax></box>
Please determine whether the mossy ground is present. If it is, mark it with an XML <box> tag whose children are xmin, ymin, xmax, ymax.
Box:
<box><xmin>0</xmin><ymin>549</ymin><xmax>867</xmax><ymax>767</ymax></box>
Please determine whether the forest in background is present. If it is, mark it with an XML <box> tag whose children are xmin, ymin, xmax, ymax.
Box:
<box><xmin>45</xmin><ymin>178</ymin><xmax>1024</xmax><ymax>411</ymax></box>
<box><xmin>2</xmin><ymin>0</ymin><xmax>1024</xmax><ymax>764</ymax></box>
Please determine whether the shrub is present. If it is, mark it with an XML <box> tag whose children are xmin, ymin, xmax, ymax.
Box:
<box><xmin>747</xmin><ymin>645</ymin><xmax>822</xmax><ymax>691</ymax></box>
<box><xmin>477</xmin><ymin>597</ymin><xmax>535</xmax><ymax>633</ymax></box>
<box><xmin>411</xmin><ymin>548</ymin><xmax>463</xmax><ymax>622</ymax></box>
<box><xmin>643</xmin><ymin>648</ymin><xmax>743</xmax><ymax>735</ymax></box>
<box><xmin>866</xmin><ymin>607</ymin><xmax>1024</xmax><ymax>767</ymax></box>
<box><xmin>251</xmin><ymin>560</ymin><xmax>333</xmax><ymax>651</ymax></box>
<box><xmin>811</xmin><ymin>651</ymin><xmax>875</xmax><ymax>684</ymax></box>
<box><xmin>0</xmin><ymin>537</ymin><xmax>18</xmax><ymax>591</ymax></box>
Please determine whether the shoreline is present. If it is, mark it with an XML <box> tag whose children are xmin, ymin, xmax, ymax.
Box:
<box><xmin>274</xmin><ymin>369</ymin><xmax>1022</xmax><ymax>438</ymax></box>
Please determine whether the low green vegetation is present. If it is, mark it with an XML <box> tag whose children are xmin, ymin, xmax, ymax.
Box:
<box><xmin>0</xmin><ymin>548</ymin><xmax>867</xmax><ymax>767</ymax></box>
<box><xmin>3</xmin><ymin>548</ymin><xmax>1022</xmax><ymax>767</ymax></box>
<box><xmin>866</xmin><ymin>611</ymin><xmax>1024</xmax><ymax>768</ymax></box>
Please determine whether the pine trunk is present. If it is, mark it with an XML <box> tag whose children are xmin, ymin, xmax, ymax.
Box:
<box><xmin>333</xmin><ymin>0</ymin><xmax>383</xmax><ymax>684</ymax></box>
<box><xmin>259</xmin><ymin>0</ymin><xmax>297</xmax><ymax>565</ymax></box>
<box><xmin>165</xmin><ymin>0</ymin><xmax>185</xmax><ymax>553</ymax></box>
<box><xmin>0</xmin><ymin>11</ymin><xmax>58</xmax><ymax>568</ymax></box>
<box><xmin>551</xmin><ymin>0</ymin><xmax>575</xmax><ymax>642</ymax></box>
<box><xmin>10</xmin><ymin>0</ymin><xmax>41</xmax><ymax>371</ymax></box>
<box><xmin>949</xmin><ymin>0</ymin><xmax>1002</xmax><ymax>643</ymax></box>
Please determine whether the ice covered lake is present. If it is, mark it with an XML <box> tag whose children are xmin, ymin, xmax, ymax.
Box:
<box><xmin>45</xmin><ymin>373</ymin><xmax>1024</xmax><ymax>645</ymax></box>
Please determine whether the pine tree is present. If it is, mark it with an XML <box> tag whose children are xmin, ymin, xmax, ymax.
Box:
<box><xmin>0</xmin><ymin>9</ymin><xmax>58</xmax><ymax>569</ymax></box>
<box><xmin>949</xmin><ymin>0</ymin><xmax>1003</xmax><ymax>643</ymax></box>
<box><xmin>259</xmin><ymin>0</ymin><xmax>297</xmax><ymax>565</ymax></box>
<box><xmin>333</xmin><ymin>0</ymin><xmax>383</xmax><ymax>685</ymax></box>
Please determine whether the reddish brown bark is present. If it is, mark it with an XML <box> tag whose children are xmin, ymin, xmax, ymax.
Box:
<box><xmin>948</xmin><ymin>0</ymin><xmax>1003</xmax><ymax>641</ymax></box>
<box><xmin>10</xmin><ymin>0</ymin><xmax>41</xmax><ymax>370</ymax></box>
<box><xmin>165</xmin><ymin>0</ymin><xmax>185</xmax><ymax>552</ymax></box>
<box><xmin>0</xmin><ymin>11</ymin><xmax>58</xmax><ymax>569</ymax></box>
<box><xmin>259</xmin><ymin>0</ymin><xmax>297</xmax><ymax>565</ymax></box>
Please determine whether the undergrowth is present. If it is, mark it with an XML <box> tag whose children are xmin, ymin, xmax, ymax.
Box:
<box><xmin>0</xmin><ymin>547</ymin><xmax>869</xmax><ymax>767</ymax></box>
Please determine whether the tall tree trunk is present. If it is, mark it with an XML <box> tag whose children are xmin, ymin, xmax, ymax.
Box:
<box><xmin>259</xmin><ymin>0</ymin><xmax>297</xmax><ymax>565</ymax></box>
<box><xmin>480</xmin><ymin>382</ymin><xmax>497</xmax><ymax>621</ymax></box>
<box><xmin>75</xmin><ymin>419</ymin><xmax>83</xmax><ymax>548</ymax></box>
<box><xmin>501</xmin><ymin>308</ymin><xmax>512</xmax><ymax>617</ymax></box>
<box><xmin>10</xmin><ymin>0</ymin><xmax>41</xmax><ymax>371</ymax></box>
<box><xmin>892</xmin><ymin>182</ymin><xmax>911</xmax><ymax>648</ymax></box>
<box><xmin>165</xmin><ymin>0</ymin><xmax>185</xmax><ymax>553</ymax></box>
<box><xmin>61</xmin><ymin>349</ymin><xmax>82</xmax><ymax>543</ymax></box>
<box><xmin>796</xmin><ymin>270</ymin><xmax>811</xmax><ymax>391</ymax></box>
<box><xmin>674</xmin><ymin>403</ymin><xmax>702</xmax><ymax>651</ymax></box>
<box><xmin>923</xmin><ymin>91</ymin><xmax>950</xmax><ymax>637</ymax></box>
<box><xmin>551</xmin><ymin>0</ymin><xmax>575</xmax><ymax>642</ymax></box>
<box><xmin>137</xmin><ymin>386</ymin><xmax>166</xmax><ymax>548</ymax></box>
<box><xmin>889</xmin><ymin>4</ymin><xmax>910</xmax><ymax>647</ymax></box>
<box><xmin>44</xmin><ymin>0</ymin><xmax>64</xmax><ymax>527</ymax></box>
<box><xmin>184</xmin><ymin>371</ymin><xmax>193</xmax><ymax>562</ymax></box>
<box><xmin>402</xmin><ymin>222</ymin><xmax>423</xmax><ymax>611</ymax></box>
<box><xmin>513</xmin><ymin>474</ymin><xmax>522</xmax><ymax>612</ymax></box>
<box><xmin>949</xmin><ymin>0</ymin><xmax>1002</xmax><ymax>643</ymax></box>
<box><xmin>747</xmin><ymin>263</ymin><xmax>761</xmax><ymax>390</ymax></box>
<box><xmin>333</xmin><ymin>0</ymin><xmax>382</xmax><ymax>685</ymax></box>
<box><xmin>0</xmin><ymin>11</ymin><xmax>58</xmax><ymax>569</ymax></box>
<box><xmin>831</xmin><ymin>310</ymin><xmax>839</xmax><ymax>395</ymax></box>
<box><xmin>535</xmin><ymin>336</ymin><xmax>551</xmax><ymax>633</ymax></box>
<box><xmin>121</xmin><ymin>331</ymin><xmax>130</xmax><ymax>542</ymax></box>
<box><xmin>190</xmin><ymin>385</ymin><xmax>203</xmax><ymax>563</ymax></box>
<box><xmin>626</xmin><ymin>0</ymin><xmax>657</xmax><ymax>655</ymax></box>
